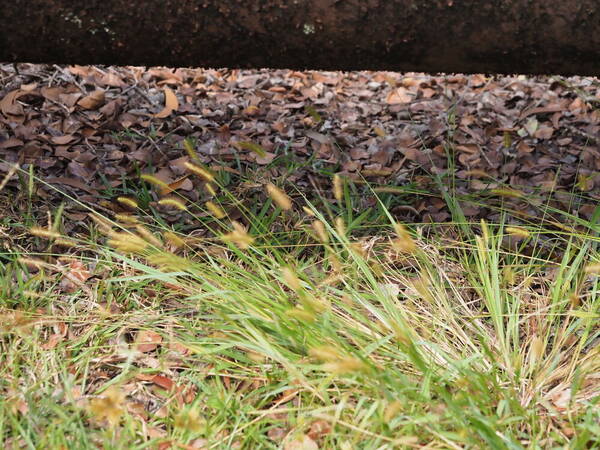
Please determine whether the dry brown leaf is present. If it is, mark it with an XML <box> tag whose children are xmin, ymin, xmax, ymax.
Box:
<box><xmin>255</xmin><ymin>152</ymin><xmax>277</xmax><ymax>165</ymax></box>
<box><xmin>59</xmin><ymin>260</ymin><xmax>92</xmax><ymax>293</ymax></box>
<box><xmin>154</xmin><ymin>86</ymin><xmax>179</xmax><ymax>118</ymax></box>
<box><xmin>268</xmin><ymin>427</ymin><xmax>288</xmax><ymax>443</ymax></box>
<box><xmin>51</xmin><ymin>135</ymin><xmax>78</xmax><ymax>145</ymax></box>
<box><xmin>152</xmin><ymin>374</ymin><xmax>175</xmax><ymax>391</ymax></box>
<box><xmin>41</xmin><ymin>333</ymin><xmax>64</xmax><ymax>350</ymax></box>
<box><xmin>159</xmin><ymin>175</ymin><xmax>191</xmax><ymax>195</ymax></box>
<box><xmin>386</xmin><ymin>87</ymin><xmax>412</xmax><ymax>104</ymax></box>
<box><xmin>307</xmin><ymin>420</ymin><xmax>332</xmax><ymax>440</ymax></box>
<box><xmin>78</xmin><ymin>90</ymin><xmax>106</xmax><ymax>110</ymax></box>
<box><xmin>0</xmin><ymin>89</ymin><xmax>26</xmax><ymax>116</ymax></box>
<box><xmin>284</xmin><ymin>435</ymin><xmax>319</xmax><ymax>450</ymax></box>
<box><xmin>46</xmin><ymin>177</ymin><xmax>99</xmax><ymax>195</ymax></box>
<box><xmin>135</xmin><ymin>330</ymin><xmax>163</xmax><ymax>352</ymax></box>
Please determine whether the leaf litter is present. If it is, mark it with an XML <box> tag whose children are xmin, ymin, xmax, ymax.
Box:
<box><xmin>1</xmin><ymin>63</ymin><xmax>599</xmax><ymax>447</ymax></box>
<box><xmin>0</xmin><ymin>64</ymin><xmax>599</xmax><ymax>231</ymax></box>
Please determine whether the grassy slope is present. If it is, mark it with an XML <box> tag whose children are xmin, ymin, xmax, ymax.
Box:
<box><xmin>0</xmin><ymin>165</ymin><xmax>599</xmax><ymax>450</ymax></box>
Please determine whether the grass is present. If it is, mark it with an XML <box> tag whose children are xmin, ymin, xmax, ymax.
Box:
<box><xmin>0</xmin><ymin>163</ymin><xmax>599</xmax><ymax>449</ymax></box>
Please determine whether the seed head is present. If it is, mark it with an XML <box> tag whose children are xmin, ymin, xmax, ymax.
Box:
<box><xmin>312</xmin><ymin>220</ymin><xmax>329</xmax><ymax>244</ymax></box>
<box><xmin>506</xmin><ymin>226</ymin><xmax>530</xmax><ymax>239</ymax></box>
<box><xmin>140</xmin><ymin>174</ymin><xmax>169</xmax><ymax>191</ymax></box>
<box><xmin>163</xmin><ymin>231</ymin><xmax>186</xmax><ymax>249</ymax></box>
<box><xmin>29</xmin><ymin>226</ymin><xmax>62</xmax><ymax>240</ymax></box>
<box><xmin>222</xmin><ymin>221</ymin><xmax>254</xmax><ymax>249</ymax></box>
<box><xmin>158</xmin><ymin>198</ymin><xmax>188</xmax><ymax>211</ymax></box>
<box><xmin>333</xmin><ymin>174</ymin><xmax>343</xmax><ymax>202</ymax></box>
<box><xmin>282</xmin><ymin>267</ymin><xmax>302</xmax><ymax>291</ymax></box>
<box><xmin>391</xmin><ymin>223</ymin><xmax>416</xmax><ymax>253</ymax></box>
<box><xmin>88</xmin><ymin>386</ymin><xmax>126</xmax><ymax>427</ymax></box>
<box><xmin>266</xmin><ymin>183</ymin><xmax>293</xmax><ymax>211</ymax></box>
<box><xmin>116</xmin><ymin>197</ymin><xmax>138</xmax><ymax>209</ymax></box>
<box><xmin>205</xmin><ymin>201</ymin><xmax>226</xmax><ymax>219</ymax></box>
<box><xmin>184</xmin><ymin>162</ymin><xmax>215</xmax><ymax>182</ymax></box>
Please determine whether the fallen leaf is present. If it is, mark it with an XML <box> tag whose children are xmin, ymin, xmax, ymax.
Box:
<box><xmin>284</xmin><ymin>435</ymin><xmax>319</xmax><ymax>450</ymax></box>
<box><xmin>0</xmin><ymin>89</ymin><xmax>26</xmax><ymax>116</ymax></box>
<box><xmin>78</xmin><ymin>90</ymin><xmax>105</xmax><ymax>110</ymax></box>
<box><xmin>154</xmin><ymin>86</ymin><xmax>179</xmax><ymax>118</ymax></box>
<box><xmin>46</xmin><ymin>177</ymin><xmax>99</xmax><ymax>195</ymax></box>
<box><xmin>59</xmin><ymin>260</ymin><xmax>92</xmax><ymax>293</ymax></box>
<box><xmin>386</xmin><ymin>87</ymin><xmax>412</xmax><ymax>104</ymax></box>
<box><xmin>152</xmin><ymin>374</ymin><xmax>175</xmax><ymax>391</ymax></box>
<box><xmin>0</xmin><ymin>137</ymin><xmax>24</xmax><ymax>148</ymax></box>
<box><xmin>51</xmin><ymin>135</ymin><xmax>78</xmax><ymax>145</ymax></box>
<box><xmin>135</xmin><ymin>330</ymin><xmax>163</xmax><ymax>352</ymax></box>
<box><xmin>255</xmin><ymin>152</ymin><xmax>277</xmax><ymax>165</ymax></box>
<box><xmin>159</xmin><ymin>175</ymin><xmax>191</xmax><ymax>195</ymax></box>
<box><xmin>307</xmin><ymin>420</ymin><xmax>332</xmax><ymax>440</ymax></box>
<box><xmin>268</xmin><ymin>427</ymin><xmax>289</xmax><ymax>442</ymax></box>
<box><xmin>237</xmin><ymin>141</ymin><xmax>267</xmax><ymax>157</ymax></box>
<box><xmin>524</xmin><ymin>117</ymin><xmax>539</xmax><ymax>136</ymax></box>
<box><xmin>534</xmin><ymin>125</ymin><xmax>554</xmax><ymax>140</ymax></box>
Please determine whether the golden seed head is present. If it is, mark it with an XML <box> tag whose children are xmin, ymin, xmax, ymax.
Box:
<box><xmin>490</xmin><ymin>188</ymin><xmax>524</xmax><ymax>198</ymax></box>
<box><xmin>391</xmin><ymin>223</ymin><xmax>416</xmax><ymax>253</ymax></box>
<box><xmin>584</xmin><ymin>263</ymin><xmax>600</xmax><ymax>274</ymax></box>
<box><xmin>569</xmin><ymin>292</ymin><xmax>580</xmax><ymax>308</ymax></box>
<box><xmin>114</xmin><ymin>214</ymin><xmax>139</xmax><ymax>224</ymax></box>
<box><xmin>173</xmin><ymin>408</ymin><xmax>205</xmax><ymax>433</ymax></box>
<box><xmin>506</xmin><ymin>226</ymin><xmax>530</xmax><ymax>239</ymax></box>
<box><xmin>266</xmin><ymin>183</ymin><xmax>293</xmax><ymax>211</ymax></box>
<box><xmin>158</xmin><ymin>198</ymin><xmax>188</xmax><ymax>211</ymax></box>
<box><xmin>205</xmin><ymin>183</ymin><xmax>217</xmax><ymax>196</ymax></box>
<box><xmin>88</xmin><ymin>386</ymin><xmax>125</xmax><ymax>427</ymax></box>
<box><xmin>108</xmin><ymin>232</ymin><xmax>149</xmax><ymax>254</ymax></box>
<box><xmin>328</xmin><ymin>253</ymin><xmax>342</xmax><ymax>273</ymax></box>
<box><xmin>184</xmin><ymin>161</ymin><xmax>215</xmax><ymax>182</ymax></box>
<box><xmin>530</xmin><ymin>335</ymin><xmax>544</xmax><ymax>362</ymax></box>
<box><xmin>29</xmin><ymin>226</ymin><xmax>62</xmax><ymax>240</ymax></box>
<box><xmin>17</xmin><ymin>257</ymin><xmax>50</xmax><ymax>270</ymax></box>
<box><xmin>309</xmin><ymin>345</ymin><xmax>341</xmax><ymax>362</ymax></box>
<box><xmin>140</xmin><ymin>174</ymin><xmax>169</xmax><ymax>190</ymax></box>
<box><xmin>116</xmin><ymin>197</ymin><xmax>138</xmax><ymax>209</ymax></box>
<box><xmin>384</xmin><ymin>400</ymin><xmax>403</xmax><ymax>422</ymax></box>
<box><xmin>302</xmin><ymin>206</ymin><xmax>316</xmax><ymax>217</ymax></box>
<box><xmin>205</xmin><ymin>201</ymin><xmax>226</xmax><ymax>219</ymax></box>
<box><xmin>89</xmin><ymin>214</ymin><xmax>114</xmax><ymax>234</ymax></box>
<box><xmin>147</xmin><ymin>252</ymin><xmax>190</xmax><ymax>272</ymax></box>
<box><xmin>183</xmin><ymin>138</ymin><xmax>200</xmax><ymax>162</ymax></box>
<box><xmin>286</xmin><ymin>307</ymin><xmax>316</xmax><ymax>322</ymax></box>
<box><xmin>135</xmin><ymin>225</ymin><xmax>163</xmax><ymax>248</ymax></box>
<box><xmin>335</xmin><ymin>217</ymin><xmax>346</xmax><ymax>237</ymax></box>
<box><xmin>222</xmin><ymin>221</ymin><xmax>254</xmax><ymax>249</ymax></box>
<box><xmin>480</xmin><ymin>219</ymin><xmax>490</xmax><ymax>244</ymax></box>
<box><xmin>282</xmin><ymin>267</ymin><xmax>302</xmax><ymax>291</ymax></box>
<box><xmin>333</xmin><ymin>174</ymin><xmax>343</xmax><ymax>202</ymax></box>
<box><xmin>322</xmin><ymin>358</ymin><xmax>366</xmax><ymax>374</ymax></box>
<box><xmin>53</xmin><ymin>237</ymin><xmax>77</xmax><ymax>247</ymax></box>
<box><xmin>312</xmin><ymin>220</ymin><xmax>329</xmax><ymax>244</ymax></box>
<box><xmin>163</xmin><ymin>231</ymin><xmax>186</xmax><ymax>249</ymax></box>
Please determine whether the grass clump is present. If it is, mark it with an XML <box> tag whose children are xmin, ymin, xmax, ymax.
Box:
<box><xmin>0</xmin><ymin>173</ymin><xmax>599</xmax><ymax>449</ymax></box>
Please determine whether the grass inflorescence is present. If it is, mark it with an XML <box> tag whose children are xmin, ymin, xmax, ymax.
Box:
<box><xmin>0</xmin><ymin>168</ymin><xmax>599</xmax><ymax>449</ymax></box>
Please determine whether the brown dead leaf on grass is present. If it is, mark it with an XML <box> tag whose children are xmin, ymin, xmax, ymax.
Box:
<box><xmin>135</xmin><ymin>330</ymin><xmax>163</xmax><ymax>352</ymax></box>
<box><xmin>284</xmin><ymin>435</ymin><xmax>319</xmax><ymax>450</ymax></box>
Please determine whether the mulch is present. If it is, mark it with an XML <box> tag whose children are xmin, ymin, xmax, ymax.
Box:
<box><xmin>1</xmin><ymin>63</ymin><xmax>599</xmax><ymax>231</ymax></box>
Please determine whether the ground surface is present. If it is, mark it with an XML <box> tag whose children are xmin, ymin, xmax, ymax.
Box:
<box><xmin>1</xmin><ymin>64</ymin><xmax>599</xmax><ymax>229</ymax></box>
<box><xmin>0</xmin><ymin>65</ymin><xmax>599</xmax><ymax>449</ymax></box>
